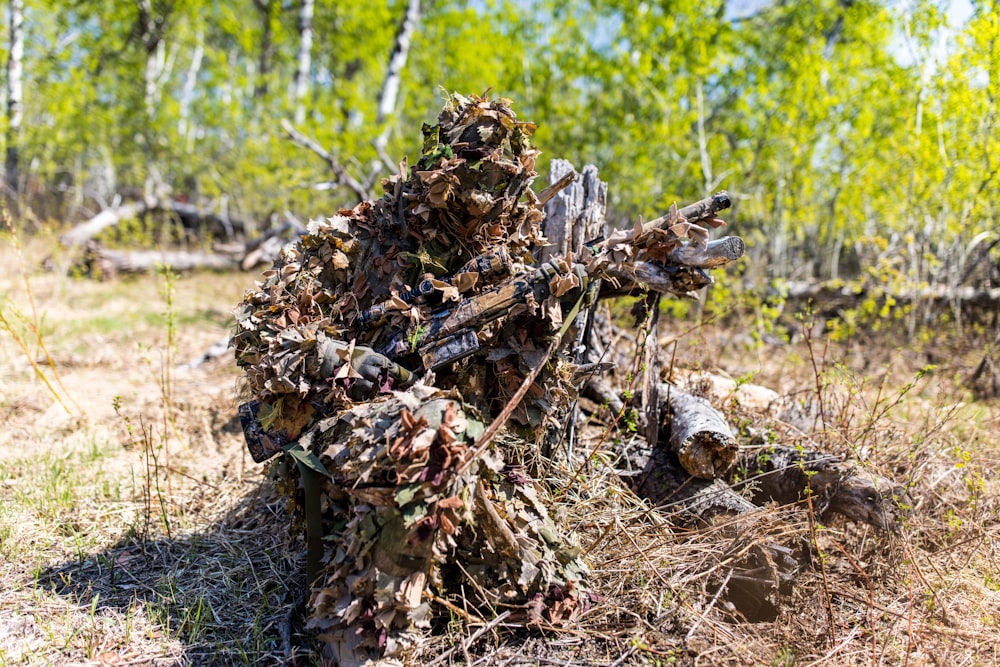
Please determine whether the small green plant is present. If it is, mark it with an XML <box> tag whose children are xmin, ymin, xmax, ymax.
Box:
<box><xmin>114</xmin><ymin>396</ymin><xmax>172</xmax><ymax>541</ymax></box>
<box><xmin>158</xmin><ymin>264</ymin><xmax>183</xmax><ymax>469</ymax></box>
<box><xmin>408</xmin><ymin>323</ymin><xmax>427</xmax><ymax>351</ymax></box>
<box><xmin>771</xmin><ymin>646</ymin><xmax>795</xmax><ymax>667</ymax></box>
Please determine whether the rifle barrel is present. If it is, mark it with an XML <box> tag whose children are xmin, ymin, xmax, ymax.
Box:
<box><xmin>677</xmin><ymin>191</ymin><xmax>731</xmax><ymax>223</ymax></box>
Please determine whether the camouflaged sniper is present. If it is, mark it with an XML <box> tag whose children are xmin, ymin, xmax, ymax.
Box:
<box><xmin>232</xmin><ymin>94</ymin><xmax>595</xmax><ymax>663</ymax></box>
<box><xmin>231</xmin><ymin>93</ymin><xmax>737</xmax><ymax>663</ymax></box>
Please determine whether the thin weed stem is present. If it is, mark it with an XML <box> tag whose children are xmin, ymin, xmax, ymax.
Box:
<box><xmin>157</xmin><ymin>264</ymin><xmax>181</xmax><ymax>497</ymax></box>
<box><xmin>804</xmin><ymin>486</ymin><xmax>836</xmax><ymax>646</ymax></box>
<box><xmin>1</xmin><ymin>209</ymin><xmax>84</xmax><ymax>416</ymax></box>
<box><xmin>801</xmin><ymin>309</ymin><xmax>829</xmax><ymax>434</ymax></box>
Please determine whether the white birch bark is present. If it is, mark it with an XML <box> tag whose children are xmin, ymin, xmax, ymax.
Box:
<box><xmin>377</xmin><ymin>0</ymin><xmax>420</xmax><ymax>124</ymax></box>
<box><xmin>6</xmin><ymin>0</ymin><xmax>24</xmax><ymax>198</ymax></box>
<box><xmin>292</xmin><ymin>0</ymin><xmax>314</xmax><ymax>125</ymax></box>
<box><xmin>178</xmin><ymin>29</ymin><xmax>204</xmax><ymax>151</ymax></box>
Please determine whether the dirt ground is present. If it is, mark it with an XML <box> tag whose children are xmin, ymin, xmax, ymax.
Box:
<box><xmin>1</xmin><ymin>239</ymin><xmax>998</xmax><ymax>666</ymax></box>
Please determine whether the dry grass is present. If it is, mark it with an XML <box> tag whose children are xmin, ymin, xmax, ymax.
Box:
<box><xmin>1</xmin><ymin>236</ymin><xmax>998</xmax><ymax>666</ymax></box>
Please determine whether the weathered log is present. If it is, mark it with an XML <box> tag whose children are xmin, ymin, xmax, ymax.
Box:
<box><xmin>61</xmin><ymin>196</ymin><xmax>256</xmax><ymax>247</ymax></box>
<box><xmin>632</xmin><ymin>442</ymin><xmax>798</xmax><ymax>622</ymax></box>
<box><xmin>239</xmin><ymin>216</ymin><xmax>307</xmax><ymax>270</ymax></box>
<box><xmin>637</xmin><ymin>451</ymin><xmax>756</xmax><ymax>519</ymax></box>
<box><xmin>667</xmin><ymin>236</ymin><xmax>745</xmax><ymax>268</ymax></box>
<box><xmin>84</xmin><ymin>245</ymin><xmax>239</xmax><ymax>275</ymax></box>
<box><xmin>163</xmin><ymin>200</ymin><xmax>256</xmax><ymax>239</ymax></box>
<box><xmin>61</xmin><ymin>197</ymin><xmax>160</xmax><ymax>247</ymax></box>
<box><xmin>782</xmin><ymin>279</ymin><xmax>1000</xmax><ymax>324</ymax></box>
<box><xmin>600</xmin><ymin>262</ymin><xmax>712</xmax><ymax>298</ymax></box>
<box><xmin>663</xmin><ymin>387</ymin><xmax>738</xmax><ymax>480</ymax></box>
<box><xmin>538</xmin><ymin>159</ymin><xmax>607</xmax><ymax>265</ymax></box>
<box><xmin>733</xmin><ymin>445</ymin><xmax>909</xmax><ymax>530</ymax></box>
<box><xmin>538</xmin><ymin>159</ymin><xmax>609</xmax><ymax>460</ymax></box>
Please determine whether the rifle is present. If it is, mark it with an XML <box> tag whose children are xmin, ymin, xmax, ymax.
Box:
<box><xmin>366</xmin><ymin>191</ymin><xmax>738</xmax><ymax>371</ymax></box>
<box><xmin>375</xmin><ymin>258</ymin><xmax>588</xmax><ymax>372</ymax></box>
<box><xmin>241</xmin><ymin>192</ymin><xmax>739</xmax><ymax>461</ymax></box>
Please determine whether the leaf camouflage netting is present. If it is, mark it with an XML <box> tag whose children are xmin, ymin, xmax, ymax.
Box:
<box><xmin>231</xmin><ymin>92</ymin><xmax>732</xmax><ymax>665</ymax></box>
<box><xmin>293</xmin><ymin>387</ymin><xmax>589</xmax><ymax>663</ymax></box>
<box><xmin>232</xmin><ymin>93</ymin><xmax>599</xmax><ymax>665</ymax></box>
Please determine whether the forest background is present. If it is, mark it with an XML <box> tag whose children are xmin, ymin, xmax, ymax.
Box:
<box><xmin>5</xmin><ymin>0</ymin><xmax>998</xmax><ymax>292</ymax></box>
<box><xmin>1</xmin><ymin>0</ymin><xmax>999</xmax><ymax>665</ymax></box>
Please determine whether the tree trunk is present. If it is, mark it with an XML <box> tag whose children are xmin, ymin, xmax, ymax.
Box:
<box><xmin>178</xmin><ymin>29</ymin><xmax>204</xmax><ymax>152</ymax></box>
<box><xmin>137</xmin><ymin>0</ymin><xmax>169</xmax><ymax>119</ymax></box>
<box><xmin>292</xmin><ymin>0</ymin><xmax>314</xmax><ymax>125</ymax></box>
<box><xmin>374</xmin><ymin>0</ymin><xmax>421</xmax><ymax>151</ymax></box>
<box><xmin>538</xmin><ymin>160</ymin><xmax>607</xmax><ymax>264</ymax></box>
<box><xmin>538</xmin><ymin>159</ymin><xmax>608</xmax><ymax>459</ymax></box>
<box><xmin>253</xmin><ymin>0</ymin><xmax>276</xmax><ymax>100</ymax></box>
<box><xmin>6</xmin><ymin>0</ymin><xmax>24</xmax><ymax>205</ymax></box>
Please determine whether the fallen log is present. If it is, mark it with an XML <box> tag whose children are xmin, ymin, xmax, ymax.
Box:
<box><xmin>636</xmin><ymin>447</ymin><xmax>756</xmax><ymax>520</ymax></box>
<box><xmin>588</xmin><ymin>371</ymin><xmax>908</xmax><ymax>532</ymax></box>
<box><xmin>61</xmin><ymin>195</ymin><xmax>257</xmax><ymax>247</ymax></box>
<box><xmin>632</xmin><ymin>438</ymin><xmax>799</xmax><ymax>622</ymax></box>
<box><xmin>781</xmin><ymin>279</ymin><xmax>1000</xmax><ymax>326</ymax></box>
<box><xmin>81</xmin><ymin>243</ymin><xmax>238</xmax><ymax>277</ymax></box>
<box><xmin>61</xmin><ymin>196</ymin><xmax>160</xmax><ymax>247</ymax></box>
<box><xmin>71</xmin><ymin>214</ymin><xmax>304</xmax><ymax>277</ymax></box>
<box><xmin>662</xmin><ymin>386</ymin><xmax>738</xmax><ymax>480</ymax></box>
<box><xmin>732</xmin><ymin>445</ymin><xmax>909</xmax><ymax>530</ymax></box>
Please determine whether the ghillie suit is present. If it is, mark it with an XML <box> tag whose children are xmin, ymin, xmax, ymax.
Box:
<box><xmin>232</xmin><ymin>92</ymin><xmax>745</xmax><ymax>664</ymax></box>
<box><xmin>232</xmin><ymin>94</ymin><xmax>595</xmax><ymax>664</ymax></box>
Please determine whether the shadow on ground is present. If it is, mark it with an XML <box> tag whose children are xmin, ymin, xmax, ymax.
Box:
<box><xmin>37</xmin><ymin>482</ymin><xmax>318</xmax><ymax>666</ymax></box>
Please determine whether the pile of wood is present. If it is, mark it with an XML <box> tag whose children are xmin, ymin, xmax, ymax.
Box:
<box><xmin>544</xmin><ymin>163</ymin><xmax>909</xmax><ymax>621</ymax></box>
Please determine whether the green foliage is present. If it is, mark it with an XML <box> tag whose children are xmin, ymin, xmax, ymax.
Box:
<box><xmin>4</xmin><ymin>0</ymin><xmax>994</xmax><ymax>286</ymax></box>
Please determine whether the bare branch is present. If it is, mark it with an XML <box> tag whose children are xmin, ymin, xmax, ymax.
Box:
<box><xmin>280</xmin><ymin>119</ymin><xmax>371</xmax><ymax>201</ymax></box>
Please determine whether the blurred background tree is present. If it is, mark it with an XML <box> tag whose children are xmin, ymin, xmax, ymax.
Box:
<box><xmin>1</xmin><ymin>0</ymin><xmax>995</xmax><ymax>286</ymax></box>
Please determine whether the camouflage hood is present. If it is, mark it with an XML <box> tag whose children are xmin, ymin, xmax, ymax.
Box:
<box><xmin>386</xmin><ymin>92</ymin><xmax>546</xmax><ymax>266</ymax></box>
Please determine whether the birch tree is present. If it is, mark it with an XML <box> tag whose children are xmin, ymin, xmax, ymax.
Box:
<box><xmin>374</xmin><ymin>0</ymin><xmax>421</xmax><ymax>153</ymax></box>
<box><xmin>6</xmin><ymin>0</ymin><xmax>24</xmax><ymax>203</ymax></box>
<box><xmin>292</xmin><ymin>0</ymin><xmax>313</xmax><ymax>124</ymax></box>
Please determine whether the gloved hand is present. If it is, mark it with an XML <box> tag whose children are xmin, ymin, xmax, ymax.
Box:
<box><xmin>317</xmin><ymin>340</ymin><xmax>413</xmax><ymax>401</ymax></box>
<box><xmin>349</xmin><ymin>346</ymin><xmax>413</xmax><ymax>400</ymax></box>
<box><xmin>535</xmin><ymin>259</ymin><xmax>591</xmax><ymax>305</ymax></box>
